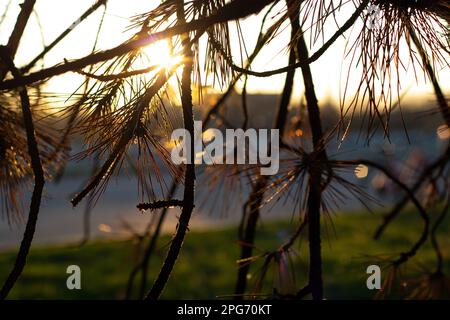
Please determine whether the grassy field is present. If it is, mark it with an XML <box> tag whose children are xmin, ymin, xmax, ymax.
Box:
<box><xmin>0</xmin><ymin>209</ymin><xmax>449</xmax><ymax>299</ymax></box>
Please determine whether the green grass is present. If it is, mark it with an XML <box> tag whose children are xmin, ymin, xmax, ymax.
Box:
<box><xmin>0</xmin><ymin>209</ymin><xmax>449</xmax><ymax>299</ymax></box>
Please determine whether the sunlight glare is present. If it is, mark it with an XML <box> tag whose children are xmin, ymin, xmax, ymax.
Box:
<box><xmin>143</xmin><ymin>40</ymin><xmax>183</xmax><ymax>71</ymax></box>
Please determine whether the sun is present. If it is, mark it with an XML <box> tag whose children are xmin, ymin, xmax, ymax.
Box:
<box><xmin>142</xmin><ymin>40</ymin><xmax>183</xmax><ymax>70</ymax></box>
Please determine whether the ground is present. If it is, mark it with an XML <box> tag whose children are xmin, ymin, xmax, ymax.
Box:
<box><xmin>0</xmin><ymin>208</ymin><xmax>449</xmax><ymax>299</ymax></box>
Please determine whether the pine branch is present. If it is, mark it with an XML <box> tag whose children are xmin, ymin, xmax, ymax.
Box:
<box><xmin>226</xmin><ymin>0</ymin><xmax>369</xmax><ymax>78</ymax></box>
<box><xmin>76</xmin><ymin>64</ymin><xmax>159</xmax><ymax>82</ymax></box>
<box><xmin>408</xmin><ymin>25</ymin><xmax>450</xmax><ymax>128</ymax></box>
<box><xmin>341</xmin><ymin>159</ymin><xmax>429</xmax><ymax>266</ymax></box>
<box><xmin>0</xmin><ymin>0</ymin><xmax>275</xmax><ymax>90</ymax></box>
<box><xmin>70</xmin><ymin>62</ymin><xmax>181</xmax><ymax>208</ymax></box>
<box><xmin>137</xmin><ymin>199</ymin><xmax>184</xmax><ymax>211</ymax></box>
<box><xmin>145</xmin><ymin>1</ymin><xmax>195</xmax><ymax>300</ymax></box>
<box><xmin>125</xmin><ymin>183</ymin><xmax>178</xmax><ymax>299</ymax></box>
<box><xmin>374</xmin><ymin>145</ymin><xmax>449</xmax><ymax>239</ymax></box>
<box><xmin>0</xmin><ymin>46</ymin><xmax>45</xmax><ymax>299</ymax></box>
<box><xmin>234</xmin><ymin>176</ymin><xmax>267</xmax><ymax>299</ymax></box>
<box><xmin>430</xmin><ymin>199</ymin><xmax>449</xmax><ymax>274</ymax></box>
<box><xmin>0</xmin><ymin>0</ymin><xmax>36</xmax><ymax>80</ymax></box>
<box><xmin>297</xmin><ymin>23</ymin><xmax>327</xmax><ymax>299</ymax></box>
<box><xmin>21</xmin><ymin>0</ymin><xmax>108</xmax><ymax>73</ymax></box>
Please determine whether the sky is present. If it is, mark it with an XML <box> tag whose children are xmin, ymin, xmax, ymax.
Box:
<box><xmin>1</xmin><ymin>0</ymin><xmax>449</xmax><ymax>107</ymax></box>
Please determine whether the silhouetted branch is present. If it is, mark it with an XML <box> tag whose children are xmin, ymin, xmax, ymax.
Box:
<box><xmin>275</xmin><ymin>62</ymin><xmax>295</xmax><ymax>132</ymax></box>
<box><xmin>146</xmin><ymin>1</ymin><xmax>195</xmax><ymax>300</ymax></box>
<box><xmin>253</xmin><ymin>216</ymin><xmax>308</xmax><ymax>298</ymax></box>
<box><xmin>137</xmin><ymin>199</ymin><xmax>184</xmax><ymax>211</ymax></box>
<box><xmin>76</xmin><ymin>64</ymin><xmax>160</xmax><ymax>82</ymax></box>
<box><xmin>233</xmin><ymin>2</ymin><xmax>304</xmax><ymax>297</ymax></box>
<box><xmin>280</xmin><ymin>215</ymin><xmax>307</xmax><ymax>252</ymax></box>
<box><xmin>70</xmin><ymin>62</ymin><xmax>182</xmax><ymax>208</ymax></box>
<box><xmin>296</xmin><ymin>284</ymin><xmax>311</xmax><ymax>299</ymax></box>
<box><xmin>125</xmin><ymin>182</ymin><xmax>178</xmax><ymax>299</ymax></box>
<box><xmin>234</xmin><ymin>176</ymin><xmax>267</xmax><ymax>299</ymax></box>
<box><xmin>298</xmin><ymin>27</ymin><xmax>326</xmax><ymax>300</ymax></box>
<box><xmin>430</xmin><ymin>198</ymin><xmax>449</xmax><ymax>273</ymax></box>
<box><xmin>0</xmin><ymin>47</ymin><xmax>45</xmax><ymax>299</ymax></box>
<box><xmin>241</xmin><ymin>75</ymin><xmax>249</xmax><ymax>129</ymax></box>
<box><xmin>374</xmin><ymin>148</ymin><xmax>449</xmax><ymax>239</ymax></box>
<box><xmin>203</xmin><ymin>14</ymin><xmax>283</xmax><ymax>125</ymax></box>
<box><xmin>21</xmin><ymin>0</ymin><xmax>108</xmax><ymax>73</ymax></box>
<box><xmin>0</xmin><ymin>1</ymin><xmax>12</xmax><ymax>27</ymax></box>
<box><xmin>0</xmin><ymin>0</ymin><xmax>36</xmax><ymax>80</ymax></box>
<box><xmin>0</xmin><ymin>0</ymin><xmax>275</xmax><ymax>90</ymax></box>
<box><xmin>227</xmin><ymin>0</ymin><xmax>369</xmax><ymax>78</ymax></box>
<box><xmin>248</xmin><ymin>2</ymin><xmax>308</xmax><ymax>297</ymax></box>
<box><xmin>51</xmin><ymin>7</ymin><xmax>107</xmax><ymax>181</ymax></box>
<box><xmin>408</xmin><ymin>19</ymin><xmax>450</xmax><ymax>128</ymax></box>
<box><xmin>340</xmin><ymin>159</ymin><xmax>430</xmax><ymax>266</ymax></box>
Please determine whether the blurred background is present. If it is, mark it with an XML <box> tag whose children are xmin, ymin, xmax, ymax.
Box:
<box><xmin>0</xmin><ymin>0</ymin><xmax>449</xmax><ymax>299</ymax></box>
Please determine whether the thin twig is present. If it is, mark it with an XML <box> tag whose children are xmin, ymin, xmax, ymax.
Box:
<box><xmin>125</xmin><ymin>182</ymin><xmax>178</xmax><ymax>299</ymax></box>
<box><xmin>137</xmin><ymin>183</ymin><xmax>178</xmax><ymax>299</ymax></box>
<box><xmin>70</xmin><ymin>62</ymin><xmax>182</xmax><ymax>208</ymax></box>
<box><xmin>234</xmin><ymin>176</ymin><xmax>267</xmax><ymax>299</ymax></box>
<box><xmin>280</xmin><ymin>215</ymin><xmax>308</xmax><ymax>252</ymax></box>
<box><xmin>374</xmin><ymin>146</ymin><xmax>449</xmax><ymax>239</ymax></box>
<box><xmin>371</xmin><ymin>26</ymin><xmax>450</xmax><ymax>235</ymax></box>
<box><xmin>202</xmin><ymin>15</ymin><xmax>283</xmax><ymax>125</ymax></box>
<box><xmin>227</xmin><ymin>0</ymin><xmax>369</xmax><ymax>78</ymax></box>
<box><xmin>146</xmin><ymin>1</ymin><xmax>195</xmax><ymax>300</ymax></box>
<box><xmin>137</xmin><ymin>199</ymin><xmax>184</xmax><ymax>211</ymax></box>
<box><xmin>340</xmin><ymin>159</ymin><xmax>430</xmax><ymax>266</ymax></box>
<box><xmin>408</xmin><ymin>25</ymin><xmax>450</xmax><ymax>127</ymax></box>
<box><xmin>21</xmin><ymin>0</ymin><xmax>108</xmax><ymax>73</ymax></box>
<box><xmin>430</xmin><ymin>198</ymin><xmax>449</xmax><ymax>273</ymax></box>
<box><xmin>75</xmin><ymin>64</ymin><xmax>159</xmax><ymax>82</ymax></box>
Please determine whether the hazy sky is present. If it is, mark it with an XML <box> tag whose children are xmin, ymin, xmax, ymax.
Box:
<box><xmin>1</xmin><ymin>0</ymin><xmax>448</xmax><ymax>106</ymax></box>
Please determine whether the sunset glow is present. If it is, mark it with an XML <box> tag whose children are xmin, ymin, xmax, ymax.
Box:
<box><xmin>142</xmin><ymin>40</ymin><xmax>183</xmax><ymax>71</ymax></box>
